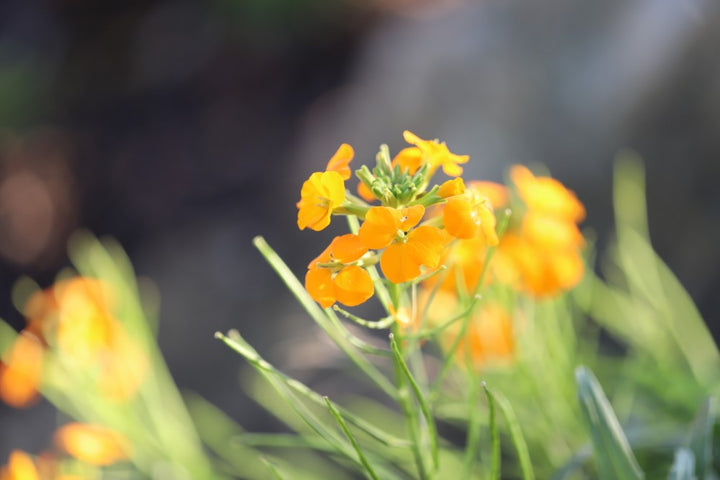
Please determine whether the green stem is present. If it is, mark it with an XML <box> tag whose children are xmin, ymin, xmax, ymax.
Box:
<box><xmin>391</xmin><ymin>333</ymin><xmax>438</xmax><ymax>475</ymax></box>
<box><xmin>484</xmin><ymin>382</ymin><xmax>501</xmax><ymax>480</ymax></box>
<box><xmin>253</xmin><ymin>236</ymin><xmax>397</xmax><ymax>400</ymax></box>
<box><xmin>325</xmin><ymin>396</ymin><xmax>381</xmax><ymax>480</ymax></box>
<box><xmin>462</xmin><ymin>371</ymin><xmax>482</xmax><ymax>477</ymax></box>
<box><xmin>216</xmin><ymin>330</ymin><xmax>409</xmax><ymax>448</ymax></box>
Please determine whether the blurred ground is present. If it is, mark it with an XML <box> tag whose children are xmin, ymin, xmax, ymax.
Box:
<box><xmin>1</xmin><ymin>0</ymin><xmax>719</xmax><ymax>460</ymax></box>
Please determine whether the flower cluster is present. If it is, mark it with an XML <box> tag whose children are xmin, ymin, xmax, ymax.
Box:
<box><xmin>0</xmin><ymin>277</ymin><xmax>148</xmax><ymax>407</ymax></box>
<box><xmin>297</xmin><ymin>131</ymin><xmax>586</xmax><ymax>370</ymax></box>
<box><xmin>298</xmin><ymin>131</ymin><xmax>498</xmax><ymax>309</ymax></box>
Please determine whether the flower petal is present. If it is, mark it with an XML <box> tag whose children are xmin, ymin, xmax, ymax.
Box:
<box><xmin>333</xmin><ymin>266</ymin><xmax>374</xmax><ymax>307</ymax></box>
<box><xmin>358</xmin><ymin>207</ymin><xmax>401</xmax><ymax>249</ymax></box>
<box><xmin>329</xmin><ymin>234</ymin><xmax>368</xmax><ymax>263</ymax></box>
<box><xmin>325</xmin><ymin>143</ymin><xmax>354</xmax><ymax>180</ymax></box>
<box><xmin>399</xmin><ymin>205</ymin><xmax>425</xmax><ymax>231</ymax></box>
<box><xmin>305</xmin><ymin>268</ymin><xmax>336</xmax><ymax>308</ymax></box>
<box><xmin>407</xmin><ymin>225</ymin><xmax>448</xmax><ymax>268</ymax></box>
<box><xmin>380</xmin><ymin>243</ymin><xmax>421</xmax><ymax>284</ymax></box>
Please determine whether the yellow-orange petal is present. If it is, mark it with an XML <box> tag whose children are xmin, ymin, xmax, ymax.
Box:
<box><xmin>333</xmin><ymin>266</ymin><xmax>374</xmax><ymax>307</ymax></box>
<box><xmin>380</xmin><ymin>243</ymin><xmax>422</xmax><ymax>284</ymax></box>
<box><xmin>305</xmin><ymin>268</ymin><xmax>336</xmax><ymax>308</ymax></box>
<box><xmin>1</xmin><ymin>451</ymin><xmax>39</xmax><ymax>480</ymax></box>
<box><xmin>329</xmin><ymin>234</ymin><xmax>368</xmax><ymax>263</ymax></box>
<box><xmin>438</xmin><ymin>178</ymin><xmax>465</xmax><ymax>198</ymax></box>
<box><xmin>0</xmin><ymin>332</ymin><xmax>43</xmax><ymax>408</ymax></box>
<box><xmin>358</xmin><ymin>207</ymin><xmax>401</xmax><ymax>249</ymax></box>
<box><xmin>477</xmin><ymin>203</ymin><xmax>499</xmax><ymax>246</ymax></box>
<box><xmin>325</xmin><ymin>143</ymin><xmax>354</xmax><ymax>180</ymax></box>
<box><xmin>510</xmin><ymin>165</ymin><xmax>585</xmax><ymax>223</ymax></box>
<box><xmin>443</xmin><ymin>196</ymin><xmax>477</xmax><ymax>239</ymax></box>
<box><xmin>392</xmin><ymin>147</ymin><xmax>424</xmax><ymax>175</ymax></box>
<box><xmin>440</xmin><ymin>157</ymin><xmax>468</xmax><ymax>177</ymax></box>
<box><xmin>55</xmin><ymin>423</ymin><xmax>129</xmax><ymax>467</ymax></box>
<box><xmin>407</xmin><ymin>226</ymin><xmax>448</xmax><ymax>268</ymax></box>
<box><xmin>399</xmin><ymin>205</ymin><xmax>425</xmax><ymax>231</ymax></box>
<box><xmin>357</xmin><ymin>182</ymin><xmax>376</xmax><ymax>203</ymax></box>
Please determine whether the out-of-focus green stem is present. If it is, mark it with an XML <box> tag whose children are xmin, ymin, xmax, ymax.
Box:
<box><xmin>216</xmin><ymin>330</ymin><xmax>409</xmax><ymax>448</ymax></box>
<box><xmin>492</xmin><ymin>390</ymin><xmax>535</xmax><ymax>480</ymax></box>
<box><xmin>390</xmin><ymin>334</ymin><xmax>434</xmax><ymax>479</ymax></box>
<box><xmin>462</xmin><ymin>371</ymin><xmax>482</xmax><ymax>478</ymax></box>
<box><xmin>484</xmin><ymin>382</ymin><xmax>501</xmax><ymax>480</ymax></box>
<box><xmin>390</xmin><ymin>334</ymin><xmax>438</xmax><ymax>470</ymax></box>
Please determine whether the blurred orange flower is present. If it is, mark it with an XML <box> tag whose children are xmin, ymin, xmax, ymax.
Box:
<box><xmin>0</xmin><ymin>450</ymin><xmax>40</xmax><ymax>480</ymax></box>
<box><xmin>3</xmin><ymin>277</ymin><xmax>149</xmax><ymax>404</ymax></box>
<box><xmin>0</xmin><ymin>332</ymin><xmax>44</xmax><ymax>408</ymax></box>
<box><xmin>494</xmin><ymin>233</ymin><xmax>584</xmax><ymax>297</ymax></box>
<box><xmin>55</xmin><ymin>423</ymin><xmax>129</xmax><ymax>467</ymax></box>
<box><xmin>443</xmin><ymin>303</ymin><xmax>515</xmax><ymax>370</ymax></box>
<box><xmin>510</xmin><ymin>165</ymin><xmax>585</xmax><ymax>223</ymax></box>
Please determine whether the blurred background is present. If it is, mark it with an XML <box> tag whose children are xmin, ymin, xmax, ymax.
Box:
<box><xmin>1</xmin><ymin>0</ymin><xmax>719</xmax><ymax>461</ymax></box>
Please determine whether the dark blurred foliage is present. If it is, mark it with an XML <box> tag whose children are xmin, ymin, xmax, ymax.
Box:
<box><xmin>1</xmin><ymin>0</ymin><xmax>719</xmax><ymax>463</ymax></box>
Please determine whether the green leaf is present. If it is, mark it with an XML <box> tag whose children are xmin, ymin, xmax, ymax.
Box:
<box><xmin>575</xmin><ymin>366</ymin><xmax>644</xmax><ymax>480</ymax></box>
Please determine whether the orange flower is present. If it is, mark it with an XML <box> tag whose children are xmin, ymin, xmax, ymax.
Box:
<box><xmin>0</xmin><ymin>450</ymin><xmax>40</xmax><ymax>480</ymax></box>
<box><xmin>305</xmin><ymin>235</ymin><xmax>373</xmax><ymax>308</ymax></box>
<box><xmin>54</xmin><ymin>423</ymin><xmax>129</xmax><ymax>466</ymax></box>
<box><xmin>357</xmin><ymin>205</ymin><xmax>449</xmax><ymax>284</ymax></box>
<box><xmin>358</xmin><ymin>205</ymin><xmax>425</xmax><ymax>249</ymax></box>
<box><xmin>457</xmin><ymin>304</ymin><xmax>514</xmax><ymax>369</ymax></box>
<box><xmin>443</xmin><ymin>192</ymin><xmax>498</xmax><ymax>245</ymax></box>
<box><xmin>19</xmin><ymin>277</ymin><xmax>148</xmax><ymax>402</ymax></box>
<box><xmin>380</xmin><ymin>226</ymin><xmax>449</xmax><ymax>284</ymax></box>
<box><xmin>296</xmin><ymin>171</ymin><xmax>345</xmax><ymax>231</ymax></box>
<box><xmin>521</xmin><ymin>212</ymin><xmax>584</xmax><ymax>251</ymax></box>
<box><xmin>325</xmin><ymin>143</ymin><xmax>354</xmax><ymax>180</ymax></box>
<box><xmin>510</xmin><ymin>165</ymin><xmax>585</xmax><ymax>223</ymax></box>
<box><xmin>393</xmin><ymin>131</ymin><xmax>469</xmax><ymax>177</ymax></box>
<box><xmin>0</xmin><ymin>332</ymin><xmax>43</xmax><ymax>408</ymax></box>
<box><xmin>305</xmin><ymin>266</ymin><xmax>374</xmax><ymax>308</ymax></box>
<box><xmin>494</xmin><ymin>234</ymin><xmax>584</xmax><ymax>296</ymax></box>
